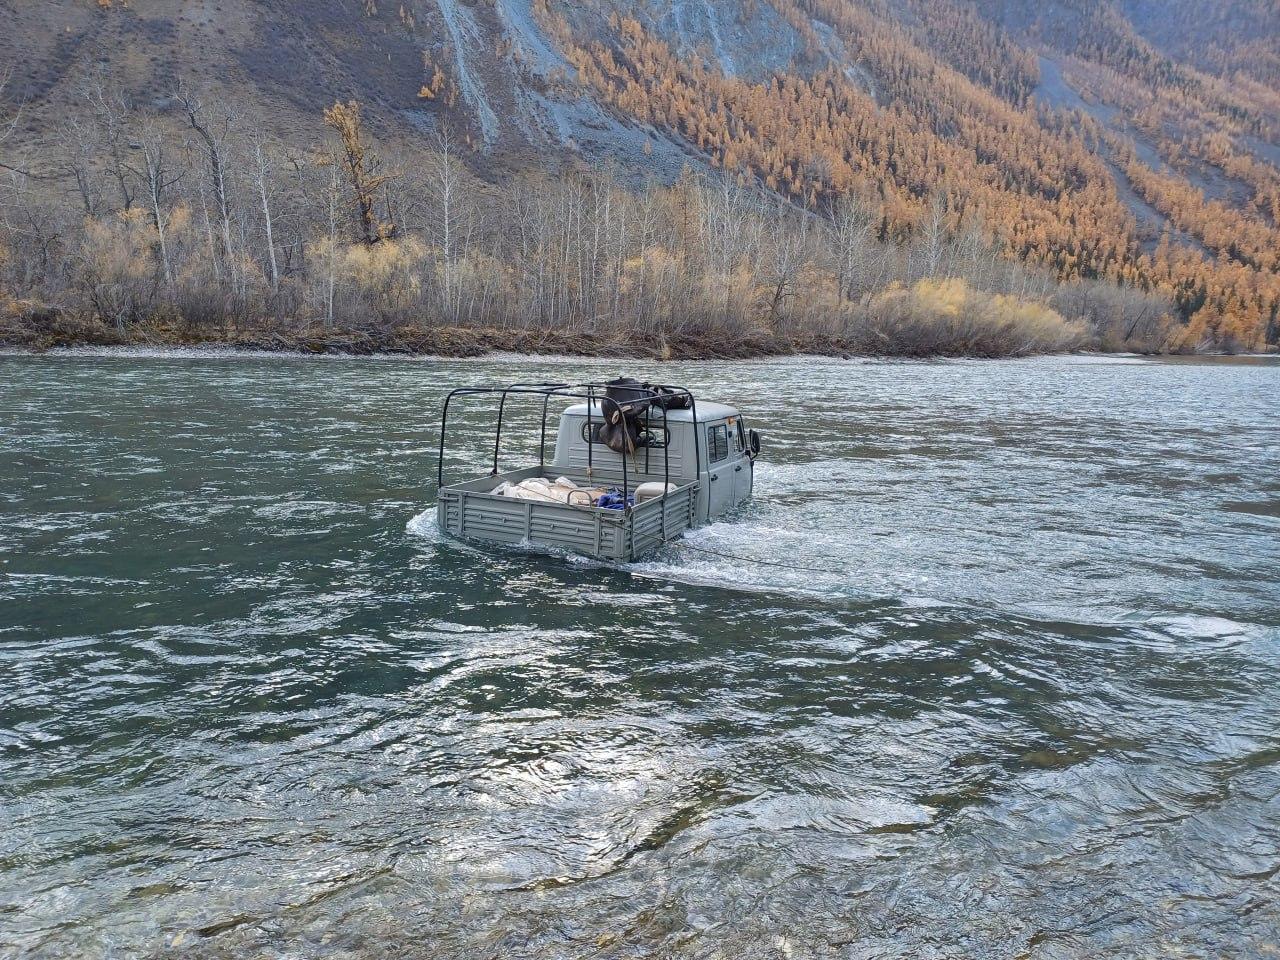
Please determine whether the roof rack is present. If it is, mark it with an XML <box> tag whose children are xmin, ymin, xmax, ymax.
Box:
<box><xmin>437</xmin><ymin>382</ymin><xmax>702</xmax><ymax>504</ymax></box>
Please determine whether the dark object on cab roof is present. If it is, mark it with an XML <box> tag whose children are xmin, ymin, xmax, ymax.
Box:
<box><xmin>599</xmin><ymin>378</ymin><xmax>694</xmax><ymax>454</ymax></box>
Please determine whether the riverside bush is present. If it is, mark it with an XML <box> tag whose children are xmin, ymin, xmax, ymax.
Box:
<box><xmin>851</xmin><ymin>279</ymin><xmax>1086</xmax><ymax>357</ymax></box>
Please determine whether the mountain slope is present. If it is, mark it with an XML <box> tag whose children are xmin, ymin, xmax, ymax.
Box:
<box><xmin>1</xmin><ymin>0</ymin><xmax>1277</xmax><ymax>346</ymax></box>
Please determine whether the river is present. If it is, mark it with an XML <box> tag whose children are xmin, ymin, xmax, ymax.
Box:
<box><xmin>1</xmin><ymin>351</ymin><xmax>1278</xmax><ymax>958</ymax></box>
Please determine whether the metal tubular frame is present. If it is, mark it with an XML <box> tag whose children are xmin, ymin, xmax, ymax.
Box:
<box><xmin>436</xmin><ymin>382</ymin><xmax>702</xmax><ymax>528</ymax></box>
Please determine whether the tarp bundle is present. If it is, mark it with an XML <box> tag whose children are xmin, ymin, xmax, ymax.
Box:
<box><xmin>492</xmin><ymin>476</ymin><xmax>602</xmax><ymax>506</ymax></box>
<box><xmin>491</xmin><ymin>476</ymin><xmax>672</xmax><ymax>511</ymax></box>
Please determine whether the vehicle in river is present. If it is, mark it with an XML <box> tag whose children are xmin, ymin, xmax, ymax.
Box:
<box><xmin>435</xmin><ymin>380</ymin><xmax>760</xmax><ymax>560</ymax></box>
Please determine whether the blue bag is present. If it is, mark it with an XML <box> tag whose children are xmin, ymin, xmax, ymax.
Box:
<box><xmin>597</xmin><ymin>490</ymin><xmax>634</xmax><ymax>511</ymax></box>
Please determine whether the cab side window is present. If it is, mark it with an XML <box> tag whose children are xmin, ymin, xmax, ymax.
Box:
<box><xmin>729</xmin><ymin>419</ymin><xmax>744</xmax><ymax>455</ymax></box>
<box><xmin>708</xmin><ymin>423</ymin><xmax>729</xmax><ymax>462</ymax></box>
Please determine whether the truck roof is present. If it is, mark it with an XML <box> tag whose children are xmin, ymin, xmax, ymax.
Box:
<box><xmin>562</xmin><ymin>401</ymin><xmax>741</xmax><ymax>423</ymax></box>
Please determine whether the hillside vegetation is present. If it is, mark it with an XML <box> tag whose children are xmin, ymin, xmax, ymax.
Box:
<box><xmin>0</xmin><ymin>0</ymin><xmax>1277</xmax><ymax>354</ymax></box>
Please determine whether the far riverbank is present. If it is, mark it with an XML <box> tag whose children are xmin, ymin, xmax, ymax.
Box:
<box><xmin>0</xmin><ymin>313</ymin><xmax>1221</xmax><ymax>361</ymax></box>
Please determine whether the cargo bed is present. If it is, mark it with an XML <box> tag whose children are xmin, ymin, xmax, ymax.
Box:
<box><xmin>434</xmin><ymin>380</ymin><xmax>756</xmax><ymax>561</ymax></box>
<box><xmin>436</xmin><ymin>466</ymin><xmax>699</xmax><ymax>561</ymax></box>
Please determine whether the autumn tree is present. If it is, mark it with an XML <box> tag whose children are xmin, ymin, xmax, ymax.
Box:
<box><xmin>323</xmin><ymin>100</ymin><xmax>397</xmax><ymax>246</ymax></box>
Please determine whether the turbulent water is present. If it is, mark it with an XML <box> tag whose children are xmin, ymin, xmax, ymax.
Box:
<box><xmin>2</xmin><ymin>351</ymin><xmax>1278</xmax><ymax>959</ymax></box>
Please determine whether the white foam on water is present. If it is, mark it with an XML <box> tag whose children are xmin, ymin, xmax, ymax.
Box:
<box><xmin>1145</xmin><ymin>614</ymin><xmax>1263</xmax><ymax>645</ymax></box>
<box><xmin>252</xmin><ymin>500</ymin><xmax>351</xmax><ymax>522</ymax></box>
<box><xmin>405</xmin><ymin>507</ymin><xmax>443</xmax><ymax>542</ymax></box>
<box><xmin>626</xmin><ymin>521</ymin><xmax>857</xmax><ymax>600</ymax></box>
<box><xmin>406</xmin><ymin>506</ymin><xmax>593</xmax><ymax>567</ymax></box>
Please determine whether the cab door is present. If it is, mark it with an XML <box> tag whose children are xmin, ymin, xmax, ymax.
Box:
<box><xmin>729</xmin><ymin>416</ymin><xmax>753</xmax><ymax>505</ymax></box>
<box><xmin>704</xmin><ymin>420</ymin><xmax>734</xmax><ymax>519</ymax></box>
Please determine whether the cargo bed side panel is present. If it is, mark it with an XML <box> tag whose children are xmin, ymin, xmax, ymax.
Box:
<box><xmin>626</xmin><ymin>485</ymin><xmax>697</xmax><ymax>559</ymax></box>
<box><xmin>439</xmin><ymin>490</ymin><xmax>624</xmax><ymax>557</ymax></box>
<box><xmin>437</xmin><ymin>469</ymin><xmax>697</xmax><ymax>560</ymax></box>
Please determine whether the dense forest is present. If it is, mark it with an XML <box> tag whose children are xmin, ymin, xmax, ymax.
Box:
<box><xmin>0</xmin><ymin>0</ymin><xmax>1277</xmax><ymax>355</ymax></box>
<box><xmin>547</xmin><ymin>0</ymin><xmax>1280</xmax><ymax>351</ymax></box>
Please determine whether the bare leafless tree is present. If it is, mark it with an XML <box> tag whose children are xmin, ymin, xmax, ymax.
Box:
<box><xmin>425</xmin><ymin>130</ymin><xmax>464</xmax><ymax>319</ymax></box>
<box><xmin>0</xmin><ymin>67</ymin><xmax>34</xmax><ymax>179</ymax></box>
<box><xmin>249</xmin><ymin>132</ymin><xmax>280</xmax><ymax>295</ymax></box>
<box><xmin>912</xmin><ymin>192</ymin><xmax>948</xmax><ymax>281</ymax></box>
<box><xmin>86</xmin><ymin>79</ymin><xmax>137</xmax><ymax>212</ymax></box>
<box><xmin>762</xmin><ymin>201</ymin><xmax>807</xmax><ymax>326</ymax></box>
<box><xmin>129</xmin><ymin>121</ymin><xmax>184</xmax><ymax>289</ymax></box>
<box><xmin>324</xmin><ymin>159</ymin><xmax>340</xmax><ymax>326</ymax></box>
<box><xmin>830</xmin><ymin>191</ymin><xmax>879</xmax><ymax>303</ymax></box>
<box><xmin>177</xmin><ymin>84</ymin><xmax>236</xmax><ymax>268</ymax></box>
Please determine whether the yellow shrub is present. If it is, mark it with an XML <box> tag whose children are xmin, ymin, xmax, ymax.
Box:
<box><xmin>910</xmin><ymin>277</ymin><xmax>969</xmax><ymax>318</ymax></box>
<box><xmin>861</xmin><ymin>278</ymin><xmax>1084</xmax><ymax>356</ymax></box>
<box><xmin>75</xmin><ymin>210</ymin><xmax>163</xmax><ymax>326</ymax></box>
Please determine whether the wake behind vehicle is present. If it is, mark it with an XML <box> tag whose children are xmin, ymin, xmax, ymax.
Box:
<box><xmin>435</xmin><ymin>379</ymin><xmax>760</xmax><ymax>561</ymax></box>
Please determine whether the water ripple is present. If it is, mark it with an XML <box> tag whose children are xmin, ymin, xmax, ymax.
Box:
<box><xmin>1</xmin><ymin>353</ymin><xmax>1278</xmax><ymax>958</ymax></box>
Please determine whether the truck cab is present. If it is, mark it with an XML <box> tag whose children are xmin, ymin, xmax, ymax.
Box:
<box><xmin>553</xmin><ymin>400</ymin><xmax>755</xmax><ymax>524</ymax></box>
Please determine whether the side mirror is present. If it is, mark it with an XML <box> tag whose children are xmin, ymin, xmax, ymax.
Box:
<box><xmin>748</xmin><ymin>429</ymin><xmax>761</xmax><ymax>459</ymax></box>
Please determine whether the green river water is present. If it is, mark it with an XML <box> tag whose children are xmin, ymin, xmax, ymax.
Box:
<box><xmin>1</xmin><ymin>351</ymin><xmax>1278</xmax><ymax>958</ymax></box>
